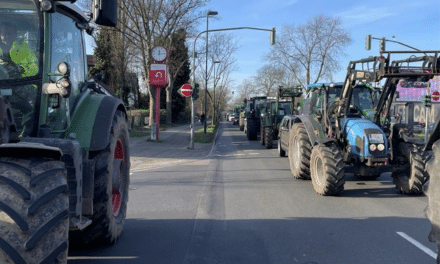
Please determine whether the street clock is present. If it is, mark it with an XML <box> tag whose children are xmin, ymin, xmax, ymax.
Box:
<box><xmin>151</xmin><ymin>46</ymin><xmax>168</xmax><ymax>62</ymax></box>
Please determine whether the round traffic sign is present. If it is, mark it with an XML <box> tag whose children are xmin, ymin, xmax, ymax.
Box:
<box><xmin>432</xmin><ymin>91</ymin><xmax>439</xmax><ymax>101</ymax></box>
<box><xmin>179</xmin><ymin>83</ymin><xmax>193</xmax><ymax>97</ymax></box>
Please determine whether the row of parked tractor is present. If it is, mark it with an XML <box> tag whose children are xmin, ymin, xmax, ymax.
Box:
<box><xmin>232</xmin><ymin>50</ymin><xmax>440</xmax><ymax>199</ymax></box>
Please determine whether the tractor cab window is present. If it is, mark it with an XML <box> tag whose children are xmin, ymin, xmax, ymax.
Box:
<box><xmin>350</xmin><ymin>86</ymin><xmax>375</xmax><ymax>120</ymax></box>
<box><xmin>312</xmin><ymin>87</ymin><xmax>342</xmax><ymax>114</ymax></box>
<box><xmin>0</xmin><ymin>0</ymin><xmax>41</xmax><ymax>80</ymax></box>
<box><xmin>48</xmin><ymin>11</ymin><xmax>86</xmax><ymax>133</ymax></box>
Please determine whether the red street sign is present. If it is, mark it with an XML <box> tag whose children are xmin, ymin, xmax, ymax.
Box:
<box><xmin>432</xmin><ymin>91</ymin><xmax>439</xmax><ymax>101</ymax></box>
<box><xmin>149</xmin><ymin>64</ymin><xmax>168</xmax><ymax>86</ymax></box>
<box><xmin>178</xmin><ymin>83</ymin><xmax>192</xmax><ymax>97</ymax></box>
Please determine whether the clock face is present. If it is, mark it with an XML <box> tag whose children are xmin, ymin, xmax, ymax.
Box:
<box><xmin>151</xmin><ymin>46</ymin><xmax>167</xmax><ymax>62</ymax></box>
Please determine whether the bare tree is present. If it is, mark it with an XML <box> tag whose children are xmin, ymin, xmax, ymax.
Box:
<box><xmin>254</xmin><ymin>64</ymin><xmax>285</xmax><ymax>97</ymax></box>
<box><xmin>194</xmin><ymin>32</ymin><xmax>239</xmax><ymax>118</ymax></box>
<box><xmin>266</xmin><ymin>14</ymin><xmax>352</xmax><ymax>90</ymax></box>
<box><xmin>231</xmin><ymin>78</ymin><xmax>258</xmax><ymax>107</ymax></box>
<box><xmin>118</xmin><ymin>0</ymin><xmax>207</xmax><ymax>127</ymax></box>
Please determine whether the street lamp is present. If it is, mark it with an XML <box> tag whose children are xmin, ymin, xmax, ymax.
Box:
<box><xmin>213</xmin><ymin>60</ymin><xmax>221</xmax><ymax>124</ymax></box>
<box><xmin>204</xmin><ymin>10</ymin><xmax>218</xmax><ymax>134</ymax></box>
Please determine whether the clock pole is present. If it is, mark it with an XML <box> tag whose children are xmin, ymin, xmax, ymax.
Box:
<box><xmin>149</xmin><ymin>46</ymin><xmax>168</xmax><ymax>140</ymax></box>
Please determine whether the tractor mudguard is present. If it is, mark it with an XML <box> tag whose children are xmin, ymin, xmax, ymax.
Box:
<box><xmin>69</xmin><ymin>93</ymin><xmax>126</xmax><ymax>151</ymax></box>
<box><xmin>90</xmin><ymin>96</ymin><xmax>127</xmax><ymax>151</ymax></box>
<box><xmin>294</xmin><ymin>115</ymin><xmax>328</xmax><ymax>146</ymax></box>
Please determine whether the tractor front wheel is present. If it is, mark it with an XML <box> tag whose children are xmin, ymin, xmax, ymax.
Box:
<box><xmin>246</xmin><ymin>118</ymin><xmax>258</xmax><ymax>141</ymax></box>
<box><xmin>289</xmin><ymin>123</ymin><xmax>312</xmax><ymax>180</ymax></box>
<box><xmin>310</xmin><ymin>143</ymin><xmax>345</xmax><ymax>196</ymax></box>
<box><xmin>393</xmin><ymin>152</ymin><xmax>428</xmax><ymax>194</ymax></box>
<box><xmin>0</xmin><ymin>157</ymin><xmax>69</xmax><ymax>264</ymax></box>
<box><xmin>425</xmin><ymin>140</ymin><xmax>440</xmax><ymax>259</ymax></box>
<box><xmin>79</xmin><ymin>110</ymin><xmax>130</xmax><ymax>245</ymax></box>
<box><xmin>265</xmin><ymin>127</ymin><xmax>273</xmax><ymax>149</ymax></box>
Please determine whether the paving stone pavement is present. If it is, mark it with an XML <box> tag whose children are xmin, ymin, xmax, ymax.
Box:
<box><xmin>129</xmin><ymin>122</ymin><xmax>215</xmax><ymax>172</ymax></box>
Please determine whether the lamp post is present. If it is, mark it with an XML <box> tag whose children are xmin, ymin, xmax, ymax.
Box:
<box><xmin>190</xmin><ymin>25</ymin><xmax>275</xmax><ymax>149</ymax></box>
<box><xmin>213</xmin><ymin>60</ymin><xmax>221</xmax><ymax>124</ymax></box>
<box><xmin>204</xmin><ymin>10</ymin><xmax>218</xmax><ymax>134</ymax></box>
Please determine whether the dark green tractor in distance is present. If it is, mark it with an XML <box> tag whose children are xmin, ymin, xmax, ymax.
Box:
<box><xmin>243</xmin><ymin>96</ymin><xmax>267</xmax><ymax>140</ymax></box>
<box><xmin>0</xmin><ymin>1</ymin><xmax>131</xmax><ymax>263</ymax></box>
<box><xmin>232</xmin><ymin>104</ymin><xmax>243</xmax><ymax>125</ymax></box>
<box><xmin>261</xmin><ymin>86</ymin><xmax>303</xmax><ymax>149</ymax></box>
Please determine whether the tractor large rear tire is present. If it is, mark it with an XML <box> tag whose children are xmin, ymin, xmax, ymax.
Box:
<box><xmin>310</xmin><ymin>143</ymin><xmax>345</xmax><ymax>196</ymax></box>
<box><xmin>392</xmin><ymin>152</ymin><xmax>428</xmax><ymax>195</ymax></box>
<box><xmin>246</xmin><ymin>118</ymin><xmax>258</xmax><ymax>141</ymax></box>
<box><xmin>289</xmin><ymin>123</ymin><xmax>312</xmax><ymax>180</ymax></box>
<box><xmin>425</xmin><ymin>139</ymin><xmax>440</xmax><ymax>262</ymax></box>
<box><xmin>78</xmin><ymin>110</ymin><xmax>130</xmax><ymax>245</ymax></box>
<box><xmin>0</xmin><ymin>157</ymin><xmax>69</xmax><ymax>264</ymax></box>
<box><xmin>265</xmin><ymin>127</ymin><xmax>273</xmax><ymax>149</ymax></box>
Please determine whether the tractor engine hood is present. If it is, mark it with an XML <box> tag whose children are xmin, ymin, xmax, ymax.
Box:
<box><xmin>342</xmin><ymin>118</ymin><xmax>388</xmax><ymax>159</ymax></box>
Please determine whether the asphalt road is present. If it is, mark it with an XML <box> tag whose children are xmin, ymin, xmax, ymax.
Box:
<box><xmin>68</xmin><ymin>121</ymin><xmax>437</xmax><ymax>264</ymax></box>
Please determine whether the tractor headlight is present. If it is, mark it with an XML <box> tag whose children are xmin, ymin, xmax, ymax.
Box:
<box><xmin>377</xmin><ymin>144</ymin><xmax>385</xmax><ymax>151</ymax></box>
<box><xmin>57</xmin><ymin>61</ymin><xmax>70</xmax><ymax>76</ymax></box>
<box><xmin>369</xmin><ymin>144</ymin><xmax>377</xmax><ymax>152</ymax></box>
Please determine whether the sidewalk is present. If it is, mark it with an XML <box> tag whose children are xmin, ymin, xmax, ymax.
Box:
<box><xmin>129</xmin><ymin>121</ymin><xmax>215</xmax><ymax>172</ymax></box>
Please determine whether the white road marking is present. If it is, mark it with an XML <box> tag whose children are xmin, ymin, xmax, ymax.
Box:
<box><xmin>215</xmin><ymin>153</ymin><xmax>245</xmax><ymax>157</ymax></box>
<box><xmin>396</xmin><ymin>232</ymin><xmax>437</xmax><ymax>259</ymax></box>
<box><xmin>248</xmin><ymin>153</ymin><xmax>260</xmax><ymax>155</ymax></box>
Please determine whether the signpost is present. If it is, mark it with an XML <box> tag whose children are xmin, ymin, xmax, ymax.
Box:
<box><xmin>148</xmin><ymin>46</ymin><xmax>169</xmax><ymax>140</ymax></box>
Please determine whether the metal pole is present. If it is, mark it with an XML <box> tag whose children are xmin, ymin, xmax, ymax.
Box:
<box><xmin>213</xmin><ymin>61</ymin><xmax>216</xmax><ymax>124</ymax></box>
<box><xmin>204</xmin><ymin>13</ymin><xmax>209</xmax><ymax>134</ymax></box>
<box><xmin>190</xmin><ymin>96</ymin><xmax>194</xmax><ymax>149</ymax></box>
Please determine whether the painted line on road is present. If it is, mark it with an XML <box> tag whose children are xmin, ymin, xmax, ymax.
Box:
<box><xmin>248</xmin><ymin>153</ymin><xmax>260</xmax><ymax>155</ymax></box>
<box><xmin>215</xmin><ymin>153</ymin><xmax>245</xmax><ymax>157</ymax></box>
<box><xmin>396</xmin><ymin>232</ymin><xmax>437</xmax><ymax>259</ymax></box>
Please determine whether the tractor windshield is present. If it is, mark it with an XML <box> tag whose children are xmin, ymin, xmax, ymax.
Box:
<box><xmin>0</xmin><ymin>0</ymin><xmax>41</xmax><ymax>80</ymax></box>
<box><xmin>0</xmin><ymin>0</ymin><xmax>41</xmax><ymax>139</ymax></box>
<box><xmin>311</xmin><ymin>85</ymin><xmax>375</xmax><ymax>119</ymax></box>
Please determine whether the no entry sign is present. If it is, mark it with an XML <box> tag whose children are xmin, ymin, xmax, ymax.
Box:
<box><xmin>432</xmin><ymin>91</ymin><xmax>440</xmax><ymax>101</ymax></box>
<box><xmin>178</xmin><ymin>84</ymin><xmax>193</xmax><ymax>97</ymax></box>
<box><xmin>149</xmin><ymin>64</ymin><xmax>168</xmax><ymax>86</ymax></box>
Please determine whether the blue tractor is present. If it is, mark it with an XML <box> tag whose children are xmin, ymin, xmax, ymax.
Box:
<box><xmin>288</xmin><ymin>80</ymin><xmax>388</xmax><ymax>196</ymax></box>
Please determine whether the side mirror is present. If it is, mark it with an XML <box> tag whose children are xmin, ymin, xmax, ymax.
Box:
<box><xmin>93</xmin><ymin>0</ymin><xmax>117</xmax><ymax>27</ymax></box>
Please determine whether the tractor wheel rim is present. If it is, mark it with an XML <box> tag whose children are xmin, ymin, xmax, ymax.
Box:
<box><xmin>112</xmin><ymin>139</ymin><xmax>125</xmax><ymax>217</ymax></box>
<box><xmin>314</xmin><ymin>156</ymin><xmax>324</xmax><ymax>186</ymax></box>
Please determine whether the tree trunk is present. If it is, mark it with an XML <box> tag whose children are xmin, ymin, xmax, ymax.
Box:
<box><xmin>166</xmin><ymin>81</ymin><xmax>174</xmax><ymax>125</ymax></box>
<box><xmin>149</xmin><ymin>86</ymin><xmax>156</xmax><ymax>126</ymax></box>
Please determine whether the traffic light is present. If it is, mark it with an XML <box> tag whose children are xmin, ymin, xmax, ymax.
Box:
<box><xmin>192</xmin><ymin>83</ymin><xmax>200</xmax><ymax>100</ymax></box>
<box><xmin>270</xmin><ymin>27</ymin><xmax>276</xmax><ymax>45</ymax></box>
<box><xmin>380</xmin><ymin>38</ymin><xmax>386</xmax><ymax>52</ymax></box>
<box><xmin>365</xmin><ymin>35</ymin><xmax>371</xmax><ymax>50</ymax></box>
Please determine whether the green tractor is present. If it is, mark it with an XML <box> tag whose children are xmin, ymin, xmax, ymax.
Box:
<box><xmin>243</xmin><ymin>96</ymin><xmax>267</xmax><ymax>140</ymax></box>
<box><xmin>260</xmin><ymin>86</ymin><xmax>303</xmax><ymax>149</ymax></box>
<box><xmin>0</xmin><ymin>1</ymin><xmax>131</xmax><ymax>263</ymax></box>
<box><xmin>231</xmin><ymin>104</ymin><xmax>243</xmax><ymax>125</ymax></box>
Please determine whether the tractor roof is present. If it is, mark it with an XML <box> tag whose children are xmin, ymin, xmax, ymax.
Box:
<box><xmin>56</xmin><ymin>2</ymin><xmax>89</xmax><ymax>23</ymax></box>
